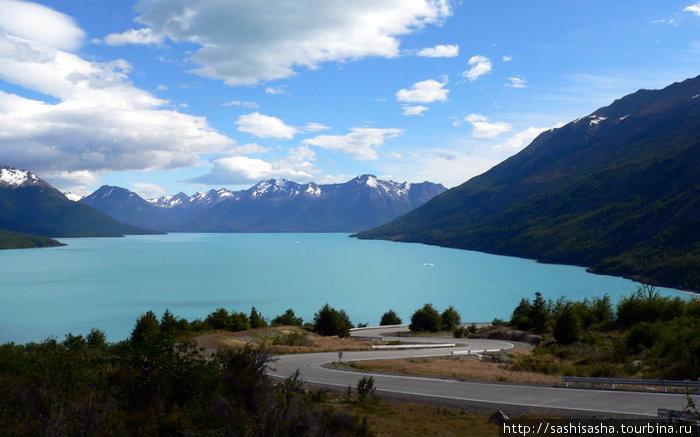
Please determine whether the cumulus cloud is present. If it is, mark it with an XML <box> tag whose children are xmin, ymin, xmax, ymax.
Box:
<box><xmin>462</xmin><ymin>55</ymin><xmax>492</xmax><ymax>81</ymax></box>
<box><xmin>416</xmin><ymin>44</ymin><xmax>458</xmax><ymax>57</ymax></box>
<box><xmin>265</xmin><ymin>86</ymin><xmax>289</xmax><ymax>95</ymax></box>
<box><xmin>502</xmin><ymin>55</ymin><xmax>512</xmax><ymax>62</ymax></box>
<box><xmin>464</xmin><ymin>114</ymin><xmax>512</xmax><ymax>137</ymax></box>
<box><xmin>303</xmin><ymin>127</ymin><xmax>403</xmax><ymax>160</ymax></box>
<box><xmin>235</xmin><ymin>112</ymin><xmax>298</xmax><ymax>139</ymax></box>
<box><xmin>102</xmin><ymin>28</ymin><xmax>164</xmax><ymax>46</ymax></box>
<box><xmin>506</xmin><ymin>76</ymin><xmax>527</xmax><ymax>88</ymax></box>
<box><xmin>685</xmin><ymin>3</ymin><xmax>700</xmax><ymax>15</ymax></box>
<box><xmin>396</xmin><ymin>79</ymin><xmax>449</xmax><ymax>103</ymax></box>
<box><xmin>128</xmin><ymin>0</ymin><xmax>452</xmax><ymax>85</ymax></box>
<box><xmin>191</xmin><ymin>146</ymin><xmax>316</xmax><ymax>184</ymax></box>
<box><xmin>401</xmin><ymin>105</ymin><xmax>429</xmax><ymax>116</ymax></box>
<box><xmin>131</xmin><ymin>182</ymin><xmax>167</xmax><ymax>199</ymax></box>
<box><xmin>0</xmin><ymin>0</ymin><xmax>84</xmax><ymax>51</ymax></box>
<box><xmin>0</xmin><ymin>15</ymin><xmax>233</xmax><ymax>178</ymax></box>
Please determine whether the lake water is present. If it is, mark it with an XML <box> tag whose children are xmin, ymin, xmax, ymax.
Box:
<box><xmin>0</xmin><ymin>233</ymin><xmax>688</xmax><ymax>343</ymax></box>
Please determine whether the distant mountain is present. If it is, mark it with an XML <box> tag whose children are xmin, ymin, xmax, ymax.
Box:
<box><xmin>355</xmin><ymin>76</ymin><xmax>700</xmax><ymax>291</ymax></box>
<box><xmin>0</xmin><ymin>164</ymin><xmax>161</xmax><ymax>238</ymax></box>
<box><xmin>80</xmin><ymin>175</ymin><xmax>447</xmax><ymax>232</ymax></box>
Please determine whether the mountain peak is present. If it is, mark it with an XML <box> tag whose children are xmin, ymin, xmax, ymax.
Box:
<box><xmin>0</xmin><ymin>165</ymin><xmax>42</xmax><ymax>188</ymax></box>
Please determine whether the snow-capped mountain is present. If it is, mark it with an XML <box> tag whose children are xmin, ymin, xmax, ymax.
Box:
<box><xmin>80</xmin><ymin>175</ymin><xmax>447</xmax><ymax>232</ymax></box>
<box><xmin>0</xmin><ymin>164</ymin><xmax>160</xmax><ymax>238</ymax></box>
<box><xmin>0</xmin><ymin>165</ymin><xmax>45</xmax><ymax>188</ymax></box>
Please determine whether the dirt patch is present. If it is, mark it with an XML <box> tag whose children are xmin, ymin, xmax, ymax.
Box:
<box><xmin>194</xmin><ymin>326</ymin><xmax>374</xmax><ymax>355</ymax></box>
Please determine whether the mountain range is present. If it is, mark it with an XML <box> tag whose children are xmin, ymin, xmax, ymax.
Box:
<box><xmin>80</xmin><ymin>175</ymin><xmax>447</xmax><ymax>232</ymax></box>
<box><xmin>356</xmin><ymin>75</ymin><xmax>700</xmax><ymax>291</ymax></box>
<box><xmin>0</xmin><ymin>165</ymin><xmax>160</xmax><ymax>248</ymax></box>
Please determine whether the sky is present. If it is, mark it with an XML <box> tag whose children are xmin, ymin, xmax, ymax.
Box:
<box><xmin>0</xmin><ymin>0</ymin><xmax>699</xmax><ymax>198</ymax></box>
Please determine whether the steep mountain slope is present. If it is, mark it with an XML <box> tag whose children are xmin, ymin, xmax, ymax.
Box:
<box><xmin>0</xmin><ymin>165</ymin><xmax>160</xmax><ymax>238</ymax></box>
<box><xmin>355</xmin><ymin>76</ymin><xmax>700</xmax><ymax>291</ymax></box>
<box><xmin>81</xmin><ymin>175</ymin><xmax>446</xmax><ymax>232</ymax></box>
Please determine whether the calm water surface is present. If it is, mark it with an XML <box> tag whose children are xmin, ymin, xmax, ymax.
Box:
<box><xmin>0</xmin><ymin>233</ymin><xmax>687</xmax><ymax>343</ymax></box>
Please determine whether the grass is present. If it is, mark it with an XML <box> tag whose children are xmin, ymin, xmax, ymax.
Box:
<box><xmin>336</xmin><ymin>350</ymin><xmax>561</xmax><ymax>385</ymax></box>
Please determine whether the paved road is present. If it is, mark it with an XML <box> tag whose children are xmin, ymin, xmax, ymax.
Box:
<box><xmin>267</xmin><ymin>326</ymin><xmax>698</xmax><ymax>417</ymax></box>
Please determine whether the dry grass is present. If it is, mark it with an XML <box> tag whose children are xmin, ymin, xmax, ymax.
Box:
<box><xmin>194</xmin><ymin>326</ymin><xmax>373</xmax><ymax>355</ymax></box>
<box><xmin>339</xmin><ymin>350</ymin><xmax>561</xmax><ymax>385</ymax></box>
<box><xmin>317</xmin><ymin>392</ymin><xmax>500</xmax><ymax>437</ymax></box>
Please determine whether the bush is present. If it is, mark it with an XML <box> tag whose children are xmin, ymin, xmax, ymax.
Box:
<box><xmin>356</xmin><ymin>376</ymin><xmax>377</xmax><ymax>401</ymax></box>
<box><xmin>379</xmin><ymin>310</ymin><xmax>402</xmax><ymax>325</ymax></box>
<box><xmin>441</xmin><ymin>305</ymin><xmax>461</xmax><ymax>331</ymax></box>
<box><xmin>272</xmin><ymin>309</ymin><xmax>303</xmax><ymax>326</ymax></box>
<box><xmin>409</xmin><ymin>303</ymin><xmax>442</xmax><ymax>332</ymax></box>
<box><xmin>313</xmin><ymin>304</ymin><xmax>353</xmax><ymax>337</ymax></box>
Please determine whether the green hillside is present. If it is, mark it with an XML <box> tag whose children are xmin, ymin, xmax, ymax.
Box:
<box><xmin>356</xmin><ymin>76</ymin><xmax>700</xmax><ymax>291</ymax></box>
<box><xmin>0</xmin><ymin>229</ymin><xmax>65</xmax><ymax>250</ymax></box>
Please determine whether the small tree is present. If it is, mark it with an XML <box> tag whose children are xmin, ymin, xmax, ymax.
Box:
<box><xmin>409</xmin><ymin>303</ymin><xmax>442</xmax><ymax>332</ymax></box>
<box><xmin>553</xmin><ymin>303</ymin><xmax>582</xmax><ymax>345</ymax></box>
<box><xmin>249</xmin><ymin>306</ymin><xmax>268</xmax><ymax>329</ymax></box>
<box><xmin>272</xmin><ymin>309</ymin><xmax>303</xmax><ymax>326</ymax></box>
<box><xmin>86</xmin><ymin>328</ymin><xmax>107</xmax><ymax>348</ymax></box>
<box><xmin>356</xmin><ymin>376</ymin><xmax>377</xmax><ymax>401</ymax></box>
<box><xmin>379</xmin><ymin>310</ymin><xmax>402</xmax><ymax>326</ymax></box>
<box><xmin>131</xmin><ymin>310</ymin><xmax>161</xmax><ymax>345</ymax></box>
<box><xmin>313</xmin><ymin>304</ymin><xmax>353</xmax><ymax>337</ymax></box>
<box><xmin>441</xmin><ymin>305</ymin><xmax>461</xmax><ymax>331</ymax></box>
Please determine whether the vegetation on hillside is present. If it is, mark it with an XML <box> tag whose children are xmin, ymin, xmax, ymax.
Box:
<box><xmin>0</xmin><ymin>228</ymin><xmax>65</xmax><ymax>250</ymax></box>
<box><xmin>506</xmin><ymin>287</ymin><xmax>700</xmax><ymax>380</ymax></box>
<box><xmin>0</xmin><ymin>312</ymin><xmax>373</xmax><ymax>436</ymax></box>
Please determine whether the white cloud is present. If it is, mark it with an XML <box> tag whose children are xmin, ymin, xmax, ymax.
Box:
<box><xmin>684</xmin><ymin>3</ymin><xmax>700</xmax><ymax>15</ymax></box>
<box><xmin>102</xmin><ymin>28</ymin><xmax>164</xmax><ymax>46</ymax></box>
<box><xmin>0</xmin><ymin>25</ymin><xmax>233</xmax><ymax>178</ymax></box>
<box><xmin>396</xmin><ymin>79</ymin><xmax>449</xmax><ymax>103</ymax></box>
<box><xmin>492</xmin><ymin>125</ymin><xmax>562</xmax><ymax>153</ymax></box>
<box><xmin>506</xmin><ymin>76</ymin><xmax>527</xmax><ymax>88</ymax></box>
<box><xmin>222</xmin><ymin>100</ymin><xmax>259</xmax><ymax>108</ymax></box>
<box><xmin>131</xmin><ymin>182</ymin><xmax>167</xmax><ymax>199</ymax></box>
<box><xmin>44</xmin><ymin>169</ymin><xmax>101</xmax><ymax>196</ymax></box>
<box><xmin>0</xmin><ymin>0</ymin><xmax>84</xmax><ymax>51</ymax></box>
<box><xmin>502</xmin><ymin>55</ymin><xmax>512</xmax><ymax>62</ymax></box>
<box><xmin>465</xmin><ymin>114</ymin><xmax>512</xmax><ymax>137</ymax></box>
<box><xmin>192</xmin><ymin>146</ymin><xmax>316</xmax><ymax>184</ymax></box>
<box><xmin>303</xmin><ymin>127</ymin><xmax>403</xmax><ymax>160</ymax></box>
<box><xmin>129</xmin><ymin>0</ymin><xmax>452</xmax><ymax>85</ymax></box>
<box><xmin>401</xmin><ymin>105</ymin><xmax>429</xmax><ymax>116</ymax></box>
<box><xmin>303</xmin><ymin>122</ymin><xmax>331</xmax><ymax>132</ymax></box>
<box><xmin>416</xmin><ymin>44</ymin><xmax>458</xmax><ymax>57</ymax></box>
<box><xmin>265</xmin><ymin>86</ymin><xmax>289</xmax><ymax>95</ymax></box>
<box><xmin>235</xmin><ymin>112</ymin><xmax>298</xmax><ymax>139</ymax></box>
<box><xmin>223</xmin><ymin>143</ymin><xmax>270</xmax><ymax>155</ymax></box>
<box><xmin>462</xmin><ymin>55</ymin><xmax>492</xmax><ymax>81</ymax></box>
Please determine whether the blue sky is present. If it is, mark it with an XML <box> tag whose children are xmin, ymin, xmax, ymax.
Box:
<box><xmin>1</xmin><ymin>0</ymin><xmax>699</xmax><ymax>198</ymax></box>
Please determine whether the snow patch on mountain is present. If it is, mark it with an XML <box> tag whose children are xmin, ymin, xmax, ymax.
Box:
<box><xmin>0</xmin><ymin>166</ymin><xmax>39</xmax><ymax>187</ymax></box>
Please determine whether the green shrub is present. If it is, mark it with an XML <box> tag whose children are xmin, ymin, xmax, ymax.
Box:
<box><xmin>409</xmin><ymin>303</ymin><xmax>442</xmax><ymax>332</ymax></box>
<box><xmin>379</xmin><ymin>309</ymin><xmax>402</xmax><ymax>325</ymax></box>
<box><xmin>313</xmin><ymin>304</ymin><xmax>353</xmax><ymax>337</ymax></box>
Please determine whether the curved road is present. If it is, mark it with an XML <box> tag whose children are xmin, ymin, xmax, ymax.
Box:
<box><xmin>268</xmin><ymin>325</ymin><xmax>698</xmax><ymax>417</ymax></box>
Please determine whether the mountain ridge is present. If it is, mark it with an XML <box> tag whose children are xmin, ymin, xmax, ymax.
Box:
<box><xmin>80</xmin><ymin>175</ymin><xmax>447</xmax><ymax>233</ymax></box>
<box><xmin>355</xmin><ymin>75</ymin><xmax>700</xmax><ymax>291</ymax></box>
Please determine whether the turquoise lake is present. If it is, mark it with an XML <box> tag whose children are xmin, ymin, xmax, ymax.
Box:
<box><xmin>0</xmin><ymin>233</ymin><xmax>688</xmax><ymax>343</ymax></box>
